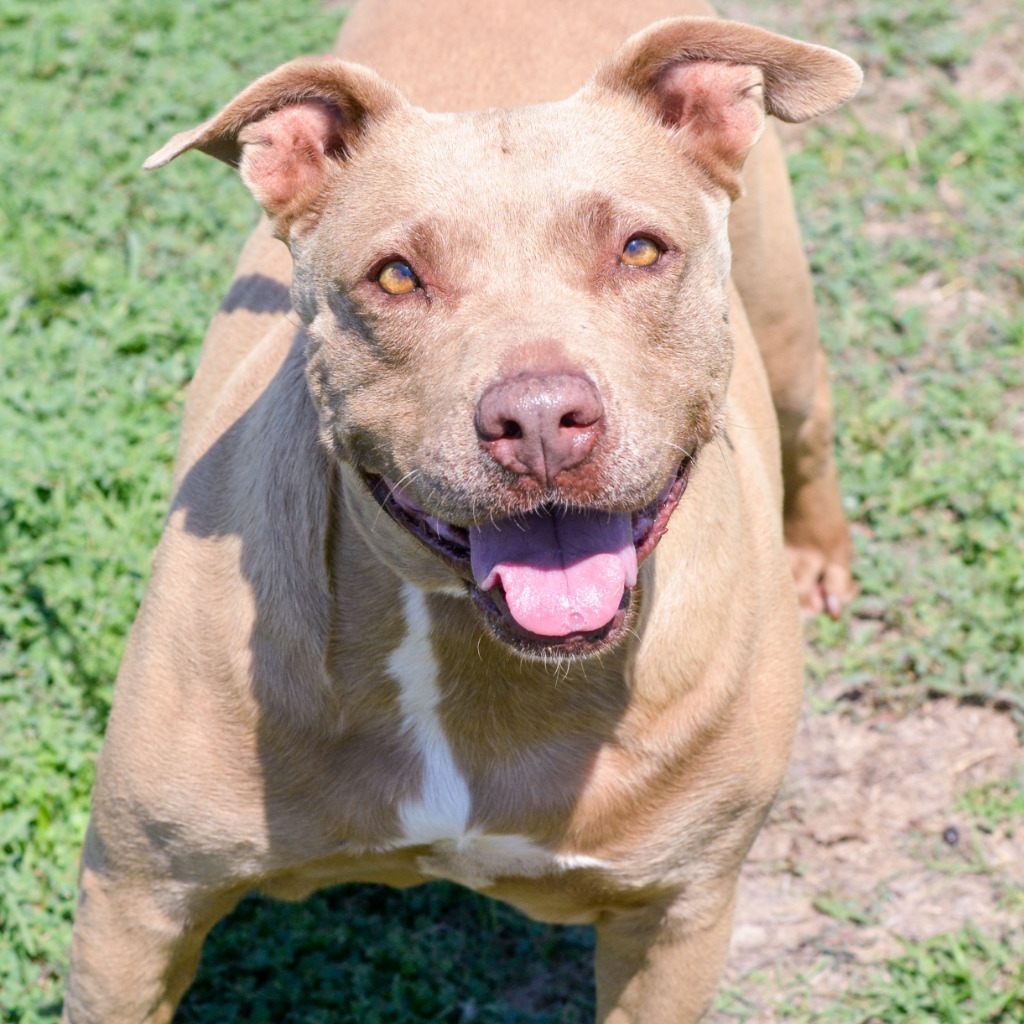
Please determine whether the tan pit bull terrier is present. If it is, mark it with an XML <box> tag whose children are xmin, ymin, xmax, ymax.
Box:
<box><xmin>64</xmin><ymin>1</ymin><xmax>860</xmax><ymax>1020</ymax></box>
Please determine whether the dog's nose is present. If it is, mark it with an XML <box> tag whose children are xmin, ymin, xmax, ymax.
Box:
<box><xmin>475</xmin><ymin>372</ymin><xmax>604</xmax><ymax>485</ymax></box>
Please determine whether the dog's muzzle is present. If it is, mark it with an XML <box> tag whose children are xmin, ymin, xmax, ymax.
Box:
<box><xmin>364</xmin><ymin>457</ymin><xmax>692</xmax><ymax>656</ymax></box>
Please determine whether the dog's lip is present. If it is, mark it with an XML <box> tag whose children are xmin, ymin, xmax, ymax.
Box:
<box><xmin>365</xmin><ymin>474</ymin><xmax>475</xmax><ymax>578</ymax></box>
<box><xmin>631</xmin><ymin>457</ymin><xmax>692</xmax><ymax>563</ymax></box>
<box><xmin>361</xmin><ymin>456</ymin><xmax>693</xmax><ymax>650</ymax></box>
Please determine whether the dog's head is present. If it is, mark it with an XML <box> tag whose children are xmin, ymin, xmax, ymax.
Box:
<box><xmin>148</xmin><ymin>17</ymin><xmax>859</xmax><ymax>658</ymax></box>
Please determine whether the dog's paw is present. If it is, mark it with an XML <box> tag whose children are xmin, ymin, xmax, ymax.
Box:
<box><xmin>782</xmin><ymin>455</ymin><xmax>855</xmax><ymax>619</ymax></box>
<box><xmin>786</xmin><ymin>542</ymin><xmax>856</xmax><ymax>620</ymax></box>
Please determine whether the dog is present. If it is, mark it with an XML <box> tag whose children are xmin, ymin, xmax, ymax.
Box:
<box><xmin>64</xmin><ymin>1</ymin><xmax>859</xmax><ymax>1020</ymax></box>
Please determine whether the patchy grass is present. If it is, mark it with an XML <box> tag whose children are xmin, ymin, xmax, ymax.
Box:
<box><xmin>957</xmin><ymin>768</ymin><xmax>1024</xmax><ymax>838</ymax></box>
<box><xmin>726</xmin><ymin>927</ymin><xmax>1024</xmax><ymax>1024</ymax></box>
<box><xmin>842</xmin><ymin>928</ymin><xmax>1024</xmax><ymax>1024</ymax></box>
<box><xmin>1</xmin><ymin>0</ymin><xmax>1021</xmax><ymax>1021</ymax></box>
<box><xmin>787</xmin><ymin>6</ymin><xmax>1024</xmax><ymax>726</ymax></box>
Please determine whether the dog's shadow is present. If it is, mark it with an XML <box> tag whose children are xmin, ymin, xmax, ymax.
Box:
<box><xmin>178</xmin><ymin>881</ymin><xmax>594</xmax><ymax>1023</ymax></box>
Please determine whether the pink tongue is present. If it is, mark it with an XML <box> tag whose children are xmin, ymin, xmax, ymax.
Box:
<box><xmin>469</xmin><ymin>509</ymin><xmax>637</xmax><ymax>637</ymax></box>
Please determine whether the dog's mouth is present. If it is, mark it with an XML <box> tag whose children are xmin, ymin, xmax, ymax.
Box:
<box><xmin>365</xmin><ymin>458</ymin><xmax>692</xmax><ymax>656</ymax></box>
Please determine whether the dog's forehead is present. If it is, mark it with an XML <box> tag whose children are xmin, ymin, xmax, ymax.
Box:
<box><xmin>449</xmin><ymin>100</ymin><xmax>635</xmax><ymax>176</ymax></box>
<box><xmin>356</xmin><ymin>96</ymin><xmax>691</xmax><ymax>212</ymax></box>
<box><xmin>329</xmin><ymin>95</ymin><xmax>715</xmax><ymax>260</ymax></box>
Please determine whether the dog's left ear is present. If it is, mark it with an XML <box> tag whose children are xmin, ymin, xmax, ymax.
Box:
<box><xmin>143</xmin><ymin>58</ymin><xmax>406</xmax><ymax>236</ymax></box>
<box><xmin>592</xmin><ymin>17</ymin><xmax>862</xmax><ymax>198</ymax></box>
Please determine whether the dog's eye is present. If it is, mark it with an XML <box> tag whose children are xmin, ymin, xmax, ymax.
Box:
<box><xmin>377</xmin><ymin>260</ymin><xmax>418</xmax><ymax>294</ymax></box>
<box><xmin>620</xmin><ymin>236</ymin><xmax>661</xmax><ymax>267</ymax></box>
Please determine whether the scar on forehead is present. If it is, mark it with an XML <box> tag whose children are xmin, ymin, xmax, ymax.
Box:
<box><xmin>496</xmin><ymin>112</ymin><xmax>513</xmax><ymax>155</ymax></box>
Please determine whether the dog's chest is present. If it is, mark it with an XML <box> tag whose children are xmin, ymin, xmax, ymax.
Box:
<box><xmin>380</xmin><ymin>583</ymin><xmax>609</xmax><ymax>889</ymax></box>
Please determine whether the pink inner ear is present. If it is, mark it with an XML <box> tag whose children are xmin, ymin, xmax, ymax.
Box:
<box><xmin>239</xmin><ymin>100</ymin><xmax>344</xmax><ymax>217</ymax></box>
<box><xmin>655</xmin><ymin>61</ymin><xmax>766</xmax><ymax>172</ymax></box>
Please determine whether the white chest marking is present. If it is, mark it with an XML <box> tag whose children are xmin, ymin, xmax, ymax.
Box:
<box><xmin>388</xmin><ymin>584</ymin><xmax>611</xmax><ymax>889</ymax></box>
<box><xmin>391</xmin><ymin>583</ymin><xmax>472</xmax><ymax>844</ymax></box>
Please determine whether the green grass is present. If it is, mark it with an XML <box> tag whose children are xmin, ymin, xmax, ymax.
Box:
<box><xmin>1</xmin><ymin>0</ymin><xmax>1022</xmax><ymax>1020</ymax></box>
<box><xmin>180</xmin><ymin>884</ymin><xmax>593</xmax><ymax>1024</ymax></box>
<box><xmin>957</xmin><ymin>766</ymin><xmax>1024</xmax><ymax>837</ymax></box>
<box><xmin>842</xmin><ymin>927</ymin><xmax>1024</xmax><ymax>1024</ymax></box>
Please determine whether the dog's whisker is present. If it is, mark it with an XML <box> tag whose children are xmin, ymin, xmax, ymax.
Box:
<box><xmin>385</xmin><ymin>468</ymin><xmax>422</xmax><ymax>499</ymax></box>
<box><xmin>712</xmin><ymin>433</ymin><xmax>739</xmax><ymax>491</ymax></box>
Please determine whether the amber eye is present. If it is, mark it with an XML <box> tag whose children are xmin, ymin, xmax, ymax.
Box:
<box><xmin>621</xmin><ymin>236</ymin><xmax>661</xmax><ymax>267</ymax></box>
<box><xmin>377</xmin><ymin>260</ymin><xmax>418</xmax><ymax>294</ymax></box>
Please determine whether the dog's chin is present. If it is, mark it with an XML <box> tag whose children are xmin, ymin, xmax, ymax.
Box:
<box><xmin>362</xmin><ymin>458</ymin><xmax>692</xmax><ymax>659</ymax></box>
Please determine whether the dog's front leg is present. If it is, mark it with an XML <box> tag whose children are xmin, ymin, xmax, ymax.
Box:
<box><xmin>594</xmin><ymin>889</ymin><xmax>736</xmax><ymax>1024</ymax></box>
<box><xmin>63</xmin><ymin>827</ymin><xmax>239</xmax><ymax>1024</ymax></box>
<box><xmin>728</xmin><ymin>124</ymin><xmax>854</xmax><ymax>618</ymax></box>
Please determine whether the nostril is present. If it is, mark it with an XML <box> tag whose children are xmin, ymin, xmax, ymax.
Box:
<box><xmin>559</xmin><ymin>406</ymin><xmax>601</xmax><ymax>429</ymax></box>
<box><xmin>502</xmin><ymin>420</ymin><xmax>523</xmax><ymax>440</ymax></box>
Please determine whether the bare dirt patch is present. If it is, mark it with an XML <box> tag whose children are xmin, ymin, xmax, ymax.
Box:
<box><xmin>893</xmin><ymin>270</ymin><xmax>991</xmax><ymax>342</ymax></box>
<box><xmin>712</xmin><ymin>701</ymin><xmax>1024</xmax><ymax>1019</ymax></box>
<box><xmin>957</xmin><ymin>3</ymin><xmax>1024</xmax><ymax>101</ymax></box>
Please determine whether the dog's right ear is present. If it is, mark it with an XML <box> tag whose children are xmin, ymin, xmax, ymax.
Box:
<box><xmin>592</xmin><ymin>18</ymin><xmax>861</xmax><ymax>199</ymax></box>
<box><xmin>144</xmin><ymin>60</ymin><xmax>406</xmax><ymax>237</ymax></box>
